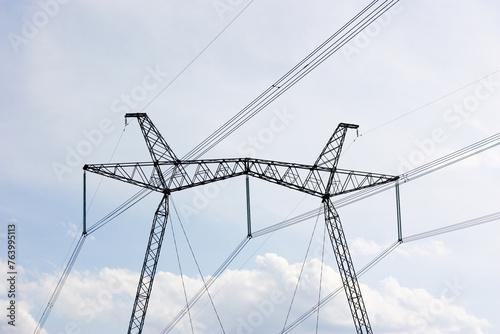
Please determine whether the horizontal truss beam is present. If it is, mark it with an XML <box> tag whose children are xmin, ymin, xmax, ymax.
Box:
<box><xmin>84</xmin><ymin>159</ymin><xmax>398</xmax><ymax>198</ymax></box>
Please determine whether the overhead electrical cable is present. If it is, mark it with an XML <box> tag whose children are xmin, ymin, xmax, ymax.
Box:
<box><xmin>160</xmin><ymin>236</ymin><xmax>250</xmax><ymax>334</ymax></box>
<box><xmin>84</xmin><ymin>2</ymin><xmax>257</xmax><ymax>235</ymax></box>
<box><xmin>138</xmin><ymin>1</ymin><xmax>255</xmax><ymax>114</ymax></box>
<box><xmin>161</xmin><ymin>194</ymin><xmax>312</xmax><ymax>333</ymax></box>
<box><xmin>405</xmin><ymin>132</ymin><xmax>500</xmax><ymax>180</ymax></box>
<box><xmin>171</xmin><ymin>199</ymin><xmax>226</xmax><ymax>334</ymax></box>
<box><xmin>362</xmin><ymin>69</ymin><xmax>500</xmax><ymax>136</ymax></box>
<box><xmin>281</xmin><ymin>211</ymin><xmax>500</xmax><ymax>332</ymax></box>
<box><xmin>32</xmin><ymin>235</ymin><xmax>87</xmax><ymax>334</ymax></box>
<box><xmin>160</xmin><ymin>130</ymin><xmax>500</xmax><ymax>332</ymax></box>
<box><xmin>87</xmin><ymin>124</ymin><xmax>128</xmax><ymax>210</ymax></box>
<box><xmin>35</xmin><ymin>0</ymin><xmax>499</xmax><ymax>330</ymax></box>
<box><xmin>315</xmin><ymin>224</ymin><xmax>327</xmax><ymax>334</ymax></box>
<box><xmin>251</xmin><ymin>131</ymin><xmax>500</xmax><ymax>237</ymax></box>
<box><xmin>170</xmin><ymin>216</ymin><xmax>195</xmax><ymax>334</ymax></box>
<box><xmin>32</xmin><ymin>126</ymin><xmax>129</xmax><ymax>334</ymax></box>
<box><xmin>280</xmin><ymin>240</ymin><xmax>402</xmax><ymax>333</ymax></box>
<box><xmin>192</xmin><ymin>0</ymin><xmax>400</xmax><ymax>159</ymax></box>
<box><xmin>403</xmin><ymin>211</ymin><xmax>500</xmax><ymax>243</ymax></box>
<box><xmin>282</xmin><ymin>211</ymin><xmax>322</xmax><ymax>332</ymax></box>
<box><xmin>85</xmin><ymin>0</ymin><xmax>401</xmax><ymax>236</ymax></box>
<box><xmin>173</xmin><ymin>210</ymin><xmax>500</xmax><ymax>334</ymax></box>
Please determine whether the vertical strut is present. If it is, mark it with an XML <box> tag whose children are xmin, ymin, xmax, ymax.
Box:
<box><xmin>128</xmin><ymin>194</ymin><xmax>170</xmax><ymax>334</ymax></box>
<box><xmin>83</xmin><ymin>171</ymin><xmax>87</xmax><ymax>235</ymax></box>
<box><xmin>395</xmin><ymin>181</ymin><xmax>402</xmax><ymax>242</ymax></box>
<box><xmin>246</xmin><ymin>175</ymin><xmax>252</xmax><ymax>238</ymax></box>
<box><xmin>323</xmin><ymin>198</ymin><xmax>372</xmax><ymax>334</ymax></box>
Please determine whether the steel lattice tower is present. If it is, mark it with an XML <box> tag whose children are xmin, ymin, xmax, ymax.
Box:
<box><xmin>84</xmin><ymin>113</ymin><xmax>399</xmax><ymax>333</ymax></box>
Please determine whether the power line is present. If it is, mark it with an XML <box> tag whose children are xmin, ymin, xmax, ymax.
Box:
<box><xmin>85</xmin><ymin>0</ymin><xmax>401</xmax><ymax>236</ymax></box>
<box><xmin>281</xmin><ymin>209</ymin><xmax>500</xmax><ymax>332</ymax></box>
<box><xmin>36</xmin><ymin>0</ymin><xmax>499</xmax><ymax>330</ymax></box>
<box><xmin>33</xmin><ymin>235</ymin><xmax>87</xmax><ymax>334</ymax></box>
<box><xmin>51</xmin><ymin>128</ymin><xmax>498</xmax><ymax>334</ymax></box>
<box><xmin>138</xmin><ymin>1</ymin><xmax>255</xmax><ymax>114</ymax></box>
<box><xmin>160</xmin><ymin>130</ymin><xmax>500</xmax><ymax>332</ymax></box>
<box><xmin>191</xmin><ymin>0</ymin><xmax>400</xmax><ymax>159</ymax></box>
<box><xmin>280</xmin><ymin>240</ymin><xmax>402</xmax><ymax>333</ymax></box>
<box><xmin>34</xmin><ymin>2</ymin><xmax>257</xmax><ymax>321</ymax></box>
<box><xmin>315</xmin><ymin>224</ymin><xmax>327</xmax><ymax>334</ymax></box>
<box><xmin>169</xmin><ymin>216</ymin><xmax>195</xmax><ymax>334</ymax></box>
<box><xmin>250</xmin><ymin>131</ymin><xmax>500</xmax><ymax>237</ymax></box>
<box><xmin>282</xmin><ymin>211</ymin><xmax>322</xmax><ymax>332</ymax></box>
<box><xmin>403</xmin><ymin>211</ymin><xmax>500</xmax><ymax>243</ymax></box>
<box><xmin>362</xmin><ymin>70</ymin><xmax>500</xmax><ymax>136</ymax></box>
<box><xmin>171</xmin><ymin>199</ymin><xmax>226</xmax><ymax>334</ymax></box>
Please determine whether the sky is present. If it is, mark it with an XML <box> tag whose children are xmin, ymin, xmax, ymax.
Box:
<box><xmin>1</xmin><ymin>0</ymin><xmax>500</xmax><ymax>333</ymax></box>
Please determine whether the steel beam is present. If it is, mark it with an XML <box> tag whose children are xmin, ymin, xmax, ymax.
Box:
<box><xmin>324</xmin><ymin>197</ymin><xmax>372</xmax><ymax>334</ymax></box>
<box><xmin>83</xmin><ymin>114</ymin><xmax>400</xmax><ymax>334</ymax></box>
<box><xmin>128</xmin><ymin>194</ymin><xmax>169</xmax><ymax>334</ymax></box>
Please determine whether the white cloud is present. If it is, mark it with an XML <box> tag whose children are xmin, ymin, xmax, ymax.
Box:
<box><xmin>2</xmin><ymin>0</ymin><xmax>500</xmax><ymax>333</ymax></box>
<box><xmin>8</xmin><ymin>253</ymin><xmax>490</xmax><ymax>333</ymax></box>
<box><xmin>60</xmin><ymin>221</ymin><xmax>79</xmax><ymax>238</ymax></box>
<box><xmin>368</xmin><ymin>277</ymin><xmax>490</xmax><ymax>334</ymax></box>
<box><xmin>0</xmin><ymin>299</ymin><xmax>48</xmax><ymax>334</ymax></box>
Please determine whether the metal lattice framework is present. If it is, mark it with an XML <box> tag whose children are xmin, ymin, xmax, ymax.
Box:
<box><xmin>84</xmin><ymin>113</ymin><xmax>399</xmax><ymax>334</ymax></box>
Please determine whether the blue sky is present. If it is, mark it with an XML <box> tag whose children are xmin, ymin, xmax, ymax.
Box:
<box><xmin>1</xmin><ymin>0</ymin><xmax>500</xmax><ymax>333</ymax></box>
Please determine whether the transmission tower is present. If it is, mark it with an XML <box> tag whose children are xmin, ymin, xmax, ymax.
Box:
<box><xmin>84</xmin><ymin>113</ymin><xmax>398</xmax><ymax>333</ymax></box>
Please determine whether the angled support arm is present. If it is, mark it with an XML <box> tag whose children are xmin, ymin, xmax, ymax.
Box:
<box><xmin>314</xmin><ymin>123</ymin><xmax>358</xmax><ymax>169</ymax></box>
<box><xmin>128</xmin><ymin>194</ymin><xmax>170</xmax><ymax>334</ymax></box>
<box><xmin>314</xmin><ymin>123</ymin><xmax>359</xmax><ymax>194</ymax></box>
<box><xmin>126</xmin><ymin>113</ymin><xmax>178</xmax><ymax>162</ymax></box>
<box><xmin>126</xmin><ymin>113</ymin><xmax>180</xmax><ymax>188</ymax></box>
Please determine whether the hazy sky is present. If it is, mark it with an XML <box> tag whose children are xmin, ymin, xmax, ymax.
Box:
<box><xmin>1</xmin><ymin>1</ymin><xmax>500</xmax><ymax>333</ymax></box>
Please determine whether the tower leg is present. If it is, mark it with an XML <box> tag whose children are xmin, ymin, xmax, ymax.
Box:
<box><xmin>128</xmin><ymin>194</ymin><xmax>169</xmax><ymax>334</ymax></box>
<box><xmin>323</xmin><ymin>198</ymin><xmax>372</xmax><ymax>334</ymax></box>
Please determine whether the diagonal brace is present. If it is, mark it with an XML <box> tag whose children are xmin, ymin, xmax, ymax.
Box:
<box><xmin>126</xmin><ymin>113</ymin><xmax>180</xmax><ymax>188</ymax></box>
<box><xmin>324</xmin><ymin>198</ymin><xmax>372</xmax><ymax>334</ymax></box>
<box><xmin>128</xmin><ymin>194</ymin><xmax>170</xmax><ymax>334</ymax></box>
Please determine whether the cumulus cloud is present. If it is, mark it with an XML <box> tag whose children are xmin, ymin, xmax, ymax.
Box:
<box><xmin>0</xmin><ymin>299</ymin><xmax>48</xmax><ymax>334</ymax></box>
<box><xmin>7</xmin><ymin>253</ymin><xmax>489</xmax><ymax>333</ymax></box>
<box><xmin>369</xmin><ymin>277</ymin><xmax>490</xmax><ymax>333</ymax></box>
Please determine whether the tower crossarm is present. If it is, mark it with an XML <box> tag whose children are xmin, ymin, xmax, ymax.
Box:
<box><xmin>83</xmin><ymin>160</ymin><xmax>397</xmax><ymax>199</ymax></box>
<box><xmin>81</xmin><ymin>113</ymin><xmax>400</xmax><ymax>334</ymax></box>
<box><xmin>245</xmin><ymin>159</ymin><xmax>330</xmax><ymax>197</ymax></box>
<box><xmin>83</xmin><ymin>162</ymin><xmax>165</xmax><ymax>193</ymax></box>
<box><xmin>158</xmin><ymin>158</ymin><xmax>331</xmax><ymax>197</ymax></box>
<box><xmin>164</xmin><ymin>158</ymin><xmax>248</xmax><ymax>191</ymax></box>
<box><xmin>329</xmin><ymin>169</ymin><xmax>399</xmax><ymax>196</ymax></box>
